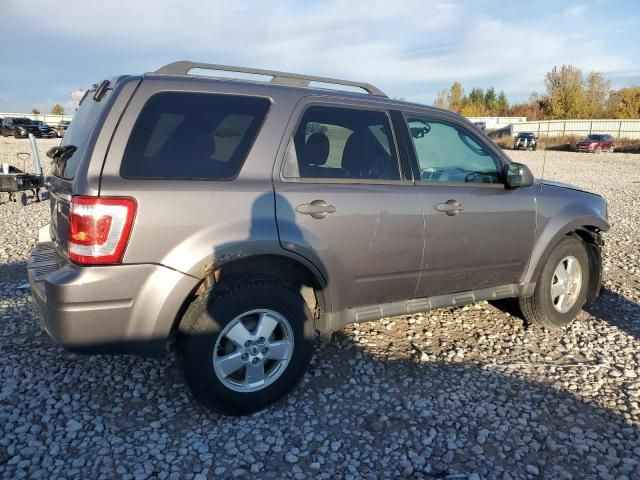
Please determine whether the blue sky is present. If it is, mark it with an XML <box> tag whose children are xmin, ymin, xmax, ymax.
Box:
<box><xmin>1</xmin><ymin>0</ymin><xmax>639</xmax><ymax>113</ymax></box>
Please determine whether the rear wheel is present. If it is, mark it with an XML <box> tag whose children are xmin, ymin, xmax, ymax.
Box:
<box><xmin>520</xmin><ymin>236</ymin><xmax>590</xmax><ymax>329</ymax></box>
<box><xmin>177</xmin><ymin>280</ymin><xmax>315</xmax><ymax>415</ymax></box>
<box><xmin>19</xmin><ymin>192</ymin><xmax>28</xmax><ymax>207</ymax></box>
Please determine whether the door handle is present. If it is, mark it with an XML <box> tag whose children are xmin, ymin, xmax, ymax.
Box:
<box><xmin>435</xmin><ymin>199</ymin><xmax>464</xmax><ymax>216</ymax></box>
<box><xmin>296</xmin><ymin>199</ymin><xmax>336</xmax><ymax>219</ymax></box>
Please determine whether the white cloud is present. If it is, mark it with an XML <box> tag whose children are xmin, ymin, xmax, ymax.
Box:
<box><xmin>564</xmin><ymin>4</ymin><xmax>588</xmax><ymax>16</ymax></box>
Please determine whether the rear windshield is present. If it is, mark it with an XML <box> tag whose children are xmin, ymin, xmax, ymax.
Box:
<box><xmin>54</xmin><ymin>87</ymin><xmax>112</xmax><ymax>180</ymax></box>
<box><xmin>120</xmin><ymin>92</ymin><xmax>271</xmax><ymax>180</ymax></box>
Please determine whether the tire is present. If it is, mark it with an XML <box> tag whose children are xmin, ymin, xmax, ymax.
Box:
<box><xmin>519</xmin><ymin>236</ymin><xmax>590</xmax><ymax>329</ymax></box>
<box><xmin>19</xmin><ymin>192</ymin><xmax>28</xmax><ymax>207</ymax></box>
<box><xmin>177</xmin><ymin>280</ymin><xmax>315</xmax><ymax>415</ymax></box>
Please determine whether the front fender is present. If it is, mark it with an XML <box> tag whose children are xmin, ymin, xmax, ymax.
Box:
<box><xmin>522</xmin><ymin>190</ymin><xmax>608</xmax><ymax>286</ymax></box>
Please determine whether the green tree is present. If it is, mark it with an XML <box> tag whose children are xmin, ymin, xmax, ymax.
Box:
<box><xmin>607</xmin><ymin>87</ymin><xmax>640</xmax><ymax>119</ymax></box>
<box><xmin>468</xmin><ymin>87</ymin><xmax>485</xmax><ymax>106</ymax></box>
<box><xmin>584</xmin><ymin>72</ymin><xmax>611</xmax><ymax>118</ymax></box>
<box><xmin>51</xmin><ymin>104</ymin><xmax>65</xmax><ymax>115</ymax></box>
<box><xmin>31</xmin><ymin>108</ymin><xmax>41</xmax><ymax>115</ymax></box>
<box><xmin>484</xmin><ymin>87</ymin><xmax>498</xmax><ymax>113</ymax></box>
<box><xmin>496</xmin><ymin>90</ymin><xmax>509</xmax><ymax>115</ymax></box>
<box><xmin>544</xmin><ymin>65</ymin><xmax>587</xmax><ymax>118</ymax></box>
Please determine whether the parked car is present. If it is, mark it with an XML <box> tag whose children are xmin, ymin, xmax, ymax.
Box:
<box><xmin>1</xmin><ymin>117</ymin><xmax>40</xmax><ymax>138</ymax></box>
<box><xmin>31</xmin><ymin>120</ymin><xmax>58</xmax><ymax>139</ymax></box>
<box><xmin>514</xmin><ymin>132</ymin><xmax>538</xmax><ymax>150</ymax></box>
<box><xmin>473</xmin><ymin>121</ymin><xmax>486</xmax><ymax>131</ymax></box>
<box><xmin>28</xmin><ymin>61</ymin><xmax>609</xmax><ymax>415</ymax></box>
<box><xmin>56</xmin><ymin>120</ymin><xmax>70</xmax><ymax>138</ymax></box>
<box><xmin>576</xmin><ymin>134</ymin><xmax>614</xmax><ymax>153</ymax></box>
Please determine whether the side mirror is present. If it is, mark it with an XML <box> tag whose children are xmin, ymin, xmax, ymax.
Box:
<box><xmin>504</xmin><ymin>162</ymin><xmax>534</xmax><ymax>189</ymax></box>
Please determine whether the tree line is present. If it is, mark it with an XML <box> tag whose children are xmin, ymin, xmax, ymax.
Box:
<box><xmin>434</xmin><ymin>65</ymin><xmax>640</xmax><ymax>120</ymax></box>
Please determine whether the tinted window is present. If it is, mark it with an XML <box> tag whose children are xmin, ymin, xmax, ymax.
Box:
<box><xmin>406</xmin><ymin>117</ymin><xmax>501</xmax><ymax>184</ymax></box>
<box><xmin>121</xmin><ymin>92</ymin><xmax>270</xmax><ymax>179</ymax></box>
<box><xmin>284</xmin><ymin>106</ymin><xmax>400</xmax><ymax>181</ymax></box>
<box><xmin>54</xmin><ymin>88</ymin><xmax>111</xmax><ymax>180</ymax></box>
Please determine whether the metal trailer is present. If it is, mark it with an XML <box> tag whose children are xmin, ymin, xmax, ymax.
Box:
<box><xmin>0</xmin><ymin>134</ymin><xmax>47</xmax><ymax>207</ymax></box>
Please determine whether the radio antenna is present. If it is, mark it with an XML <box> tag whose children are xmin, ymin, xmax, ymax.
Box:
<box><xmin>540</xmin><ymin>129</ymin><xmax>548</xmax><ymax>181</ymax></box>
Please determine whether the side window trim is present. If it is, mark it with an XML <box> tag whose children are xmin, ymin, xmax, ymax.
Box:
<box><xmin>401</xmin><ymin>111</ymin><xmax>506</xmax><ymax>186</ymax></box>
<box><xmin>280</xmin><ymin>102</ymin><xmax>409</xmax><ymax>184</ymax></box>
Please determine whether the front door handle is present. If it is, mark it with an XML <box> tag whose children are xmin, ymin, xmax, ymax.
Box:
<box><xmin>296</xmin><ymin>199</ymin><xmax>336</xmax><ymax>219</ymax></box>
<box><xmin>435</xmin><ymin>199</ymin><xmax>464</xmax><ymax>216</ymax></box>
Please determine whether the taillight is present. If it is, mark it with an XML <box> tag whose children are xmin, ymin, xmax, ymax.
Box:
<box><xmin>68</xmin><ymin>196</ymin><xmax>137</xmax><ymax>265</ymax></box>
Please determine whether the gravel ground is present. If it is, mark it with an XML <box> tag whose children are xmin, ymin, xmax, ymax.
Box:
<box><xmin>1</xmin><ymin>137</ymin><xmax>639</xmax><ymax>479</ymax></box>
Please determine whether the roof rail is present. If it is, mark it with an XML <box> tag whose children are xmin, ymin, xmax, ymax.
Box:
<box><xmin>153</xmin><ymin>61</ymin><xmax>387</xmax><ymax>97</ymax></box>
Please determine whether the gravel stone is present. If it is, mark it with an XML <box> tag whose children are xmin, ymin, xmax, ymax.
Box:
<box><xmin>1</xmin><ymin>139</ymin><xmax>639</xmax><ymax>478</ymax></box>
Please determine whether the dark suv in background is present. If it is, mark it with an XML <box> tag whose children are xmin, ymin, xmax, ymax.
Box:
<box><xmin>514</xmin><ymin>131</ymin><xmax>538</xmax><ymax>150</ymax></box>
<box><xmin>28</xmin><ymin>61</ymin><xmax>608</xmax><ymax>415</ymax></box>
<box><xmin>1</xmin><ymin>117</ymin><xmax>40</xmax><ymax>138</ymax></box>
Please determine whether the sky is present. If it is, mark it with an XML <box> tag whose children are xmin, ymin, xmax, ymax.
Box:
<box><xmin>0</xmin><ymin>0</ymin><xmax>639</xmax><ymax>113</ymax></box>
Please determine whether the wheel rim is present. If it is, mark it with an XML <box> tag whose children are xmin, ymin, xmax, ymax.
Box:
<box><xmin>213</xmin><ymin>309</ymin><xmax>294</xmax><ymax>393</ymax></box>
<box><xmin>550</xmin><ymin>256</ymin><xmax>582</xmax><ymax>313</ymax></box>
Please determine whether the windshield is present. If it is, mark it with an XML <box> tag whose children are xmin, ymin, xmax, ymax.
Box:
<box><xmin>586</xmin><ymin>134</ymin><xmax>604</xmax><ymax>141</ymax></box>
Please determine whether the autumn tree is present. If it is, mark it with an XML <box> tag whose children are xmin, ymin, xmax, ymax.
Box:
<box><xmin>544</xmin><ymin>65</ymin><xmax>587</xmax><ymax>118</ymax></box>
<box><xmin>607</xmin><ymin>87</ymin><xmax>640</xmax><ymax>118</ymax></box>
<box><xmin>51</xmin><ymin>104</ymin><xmax>64</xmax><ymax>115</ymax></box>
<box><xmin>584</xmin><ymin>72</ymin><xmax>611</xmax><ymax>118</ymax></box>
<box><xmin>449</xmin><ymin>82</ymin><xmax>465</xmax><ymax>111</ymax></box>
<box><xmin>434</xmin><ymin>88</ymin><xmax>450</xmax><ymax>109</ymax></box>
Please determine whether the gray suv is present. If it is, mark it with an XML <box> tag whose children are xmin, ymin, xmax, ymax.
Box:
<box><xmin>28</xmin><ymin>61</ymin><xmax>609</xmax><ymax>415</ymax></box>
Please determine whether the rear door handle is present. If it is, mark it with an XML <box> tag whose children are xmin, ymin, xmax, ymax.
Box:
<box><xmin>435</xmin><ymin>199</ymin><xmax>464</xmax><ymax>216</ymax></box>
<box><xmin>296</xmin><ymin>199</ymin><xmax>336</xmax><ymax>219</ymax></box>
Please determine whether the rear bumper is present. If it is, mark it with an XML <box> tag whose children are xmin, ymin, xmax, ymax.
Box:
<box><xmin>28</xmin><ymin>238</ymin><xmax>199</xmax><ymax>356</ymax></box>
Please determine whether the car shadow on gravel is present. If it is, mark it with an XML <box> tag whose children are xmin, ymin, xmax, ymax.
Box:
<box><xmin>584</xmin><ymin>288</ymin><xmax>640</xmax><ymax>340</ymax></box>
<box><xmin>0</xmin><ymin>260</ymin><xmax>28</xmax><ymax>290</ymax></box>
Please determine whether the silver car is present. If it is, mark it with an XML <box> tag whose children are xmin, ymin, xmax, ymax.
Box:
<box><xmin>28</xmin><ymin>61</ymin><xmax>609</xmax><ymax>415</ymax></box>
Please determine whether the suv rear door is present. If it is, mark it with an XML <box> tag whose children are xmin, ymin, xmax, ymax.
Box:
<box><xmin>397</xmin><ymin>111</ymin><xmax>536</xmax><ymax>297</ymax></box>
<box><xmin>274</xmin><ymin>100</ymin><xmax>424</xmax><ymax>312</ymax></box>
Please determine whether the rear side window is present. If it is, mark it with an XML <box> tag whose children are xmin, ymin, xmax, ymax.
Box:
<box><xmin>121</xmin><ymin>92</ymin><xmax>270</xmax><ymax>179</ymax></box>
<box><xmin>54</xmin><ymin>87</ymin><xmax>112</xmax><ymax>180</ymax></box>
<box><xmin>283</xmin><ymin>106</ymin><xmax>400</xmax><ymax>181</ymax></box>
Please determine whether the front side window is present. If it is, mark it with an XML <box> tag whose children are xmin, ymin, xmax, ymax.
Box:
<box><xmin>121</xmin><ymin>92</ymin><xmax>270</xmax><ymax>179</ymax></box>
<box><xmin>284</xmin><ymin>106</ymin><xmax>400</xmax><ymax>181</ymax></box>
<box><xmin>406</xmin><ymin>117</ymin><xmax>502</xmax><ymax>184</ymax></box>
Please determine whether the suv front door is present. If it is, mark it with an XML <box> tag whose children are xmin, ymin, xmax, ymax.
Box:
<box><xmin>399</xmin><ymin>112</ymin><xmax>537</xmax><ymax>297</ymax></box>
<box><xmin>274</xmin><ymin>102</ymin><xmax>424</xmax><ymax>312</ymax></box>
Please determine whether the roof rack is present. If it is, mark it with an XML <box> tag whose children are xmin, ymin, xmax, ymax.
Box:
<box><xmin>154</xmin><ymin>61</ymin><xmax>387</xmax><ymax>97</ymax></box>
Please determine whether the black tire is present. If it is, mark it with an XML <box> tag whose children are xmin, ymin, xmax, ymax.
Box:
<box><xmin>519</xmin><ymin>236</ymin><xmax>590</xmax><ymax>329</ymax></box>
<box><xmin>177</xmin><ymin>280</ymin><xmax>315</xmax><ymax>415</ymax></box>
<box><xmin>19</xmin><ymin>192</ymin><xmax>28</xmax><ymax>207</ymax></box>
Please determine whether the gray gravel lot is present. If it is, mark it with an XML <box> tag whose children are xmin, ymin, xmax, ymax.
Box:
<box><xmin>1</xmin><ymin>137</ymin><xmax>639</xmax><ymax>479</ymax></box>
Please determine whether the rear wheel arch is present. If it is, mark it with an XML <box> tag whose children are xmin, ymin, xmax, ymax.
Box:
<box><xmin>172</xmin><ymin>253</ymin><xmax>328</xmax><ymax>335</ymax></box>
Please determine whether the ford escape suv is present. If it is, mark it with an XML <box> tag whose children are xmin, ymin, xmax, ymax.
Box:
<box><xmin>28</xmin><ymin>61</ymin><xmax>609</xmax><ymax>415</ymax></box>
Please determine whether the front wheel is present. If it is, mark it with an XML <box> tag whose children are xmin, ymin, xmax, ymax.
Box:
<box><xmin>519</xmin><ymin>236</ymin><xmax>590</xmax><ymax>329</ymax></box>
<box><xmin>177</xmin><ymin>280</ymin><xmax>315</xmax><ymax>415</ymax></box>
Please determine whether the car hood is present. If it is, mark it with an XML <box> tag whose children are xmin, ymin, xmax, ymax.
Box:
<box><xmin>537</xmin><ymin>179</ymin><xmax>600</xmax><ymax>196</ymax></box>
